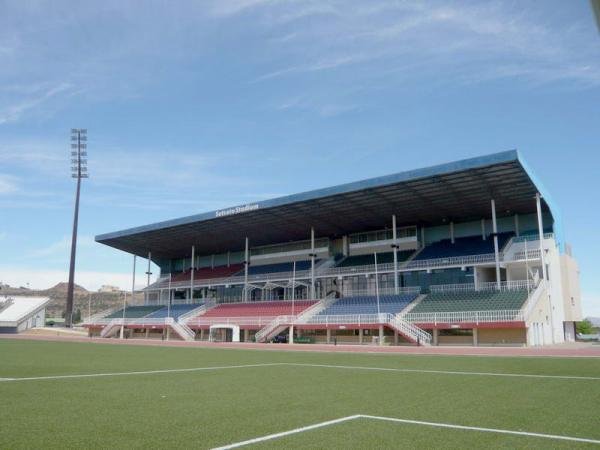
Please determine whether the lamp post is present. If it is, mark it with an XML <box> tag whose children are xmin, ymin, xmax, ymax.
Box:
<box><xmin>65</xmin><ymin>129</ymin><xmax>88</xmax><ymax>328</ymax></box>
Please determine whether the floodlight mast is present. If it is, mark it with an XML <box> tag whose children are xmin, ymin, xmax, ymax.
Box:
<box><xmin>65</xmin><ymin>129</ymin><xmax>88</xmax><ymax>328</ymax></box>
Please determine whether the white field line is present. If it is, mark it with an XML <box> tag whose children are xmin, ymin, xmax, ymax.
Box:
<box><xmin>283</xmin><ymin>363</ymin><xmax>600</xmax><ymax>381</ymax></box>
<box><xmin>213</xmin><ymin>414</ymin><xmax>600</xmax><ymax>449</ymax></box>
<box><xmin>0</xmin><ymin>363</ymin><xmax>283</xmax><ymax>382</ymax></box>
<box><xmin>2</xmin><ymin>362</ymin><xmax>599</xmax><ymax>383</ymax></box>
<box><xmin>211</xmin><ymin>415</ymin><xmax>362</xmax><ymax>450</ymax></box>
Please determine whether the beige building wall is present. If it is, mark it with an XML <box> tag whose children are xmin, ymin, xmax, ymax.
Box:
<box><xmin>560</xmin><ymin>253</ymin><xmax>582</xmax><ymax>322</ymax></box>
<box><xmin>478</xmin><ymin>328</ymin><xmax>526</xmax><ymax>345</ymax></box>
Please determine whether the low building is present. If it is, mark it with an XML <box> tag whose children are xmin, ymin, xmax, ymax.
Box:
<box><xmin>0</xmin><ymin>296</ymin><xmax>50</xmax><ymax>333</ymax></box>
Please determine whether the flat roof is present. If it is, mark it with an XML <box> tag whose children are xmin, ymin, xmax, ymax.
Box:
<box><xmin>96</xmin><ymin>150</ymin><xmax>560</xmax><ymax>259</ymax></box>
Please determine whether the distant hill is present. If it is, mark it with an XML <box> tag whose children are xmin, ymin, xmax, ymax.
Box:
<box><xmin>1</xmin><ymin>281</ymin><xmax>143</xmax><ymax>321</ymax></box>
<box><xmin>42</xmin><ymin>282</ymin><xmax>88</xmax><ymax>295</ymax></box>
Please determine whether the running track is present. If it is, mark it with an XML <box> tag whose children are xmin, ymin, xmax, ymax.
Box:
<box><xmin>1</xmin><ymin>333</ymin><xmax>599</xmax><ymax>357</ymax></box>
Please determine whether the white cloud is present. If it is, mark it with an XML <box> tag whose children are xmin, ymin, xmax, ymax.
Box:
<box><xmin>0</xmin><ymin>82</ymin><xmax>74</xmax><ymax>125</ymax></box>
<box><xmin>0</xmin><ymin>174</ymin><xmax>18</xmax><ymax>194</ymax></box>
<box><xmin>252</xmin><ymin>1</ymin><xmax>600</xmax><ymax>87</ymax></box>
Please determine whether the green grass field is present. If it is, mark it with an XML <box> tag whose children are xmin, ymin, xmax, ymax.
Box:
<box><xmin>1</xmin><ymin>339</ymin><xmax>599</xmax><ymax>449</ymax></box>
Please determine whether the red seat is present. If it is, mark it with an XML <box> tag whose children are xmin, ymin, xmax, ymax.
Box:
<box><xmin>201</xmin><ymin>301</ymin><xmax>317</xmax><ymax>318</ymax></box>
<box><xmin>171</xmin><ymin>264</ymin><xmax>243</xmax><ymax>282</ymax></box>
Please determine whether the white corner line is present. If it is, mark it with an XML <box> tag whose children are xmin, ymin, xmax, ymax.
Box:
<box><xmin>282</xmin><ymin>363</ymin><xmax>600</xmax><ymax>381</ymax></box>
<box><xmin>211</xmin><ymin>415</ymin><xmax>362</xmax><ymax>450</ymax></box>
<box><xmin>0</xmin><ymin>363</ymin><xmax>284</xmax><ymax>382</ymax></box>
<box><xmin>360</xmin><ymin>415</ymin><xmax>600</xmax><ymax>445</ymax></box>
<box><xmin>213</xmin><ymin>414</ymin><xmax>600</xmax><ymax>449</ymax></box>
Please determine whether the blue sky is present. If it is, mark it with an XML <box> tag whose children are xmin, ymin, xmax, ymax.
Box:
<box><xmin>0</xmin><ymin>1</ymin><xmax>599</xmax><ymax>314</ymax></box>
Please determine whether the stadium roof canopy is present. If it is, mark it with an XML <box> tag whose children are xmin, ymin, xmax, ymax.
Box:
<box><xmin>96</xmin><ymin>150</ymin><xmax>561</xmax><ymax>259</ymax></box>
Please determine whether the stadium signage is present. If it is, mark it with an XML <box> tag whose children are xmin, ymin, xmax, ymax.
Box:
<box><xmin>215</xmin><ymin>203</ymin><xmax>260</xmax><ymax>218</ymax></box>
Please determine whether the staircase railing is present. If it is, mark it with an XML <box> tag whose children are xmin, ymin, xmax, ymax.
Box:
<box><xmin>521</xmin><ymin>280</ymin><xmax>547</xmax><ymax>322</ymax></box>
<box><xmin>178</xmin><ymin>300</ymin><xmax>216</xmax><ymax>324</ymax></box>
<box><xmin>302</xmin><ymin>313</ymin><xmax>431</xmax><ymax>345</ymax></box>
<box><xmin>254</xmin><ymin>315</ymin><xmax>295</xmax><ymax>342</ymax></box>
<box><xmin>100</xmin><ymin>319</ymin><xmax>120</xmax><ymax>338</ymax></box>
<box><xmin>388</xmin><ymin>313</ymin><xmax>432</xmax><ymax>345</ymax></box>
<box><xmin>166</xmin><ymin>317</ymin><xmax>195</xmax><ymax>341</ymax></box>
<box><xmin>84</xmin><ymin>306</ymin><xmax>121</xmax><ymax>325</ymax></box>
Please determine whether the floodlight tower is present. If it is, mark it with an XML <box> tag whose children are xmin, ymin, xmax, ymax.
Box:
<box><xmin>65</xmin><ymin>128</ymin><xmax>88</xmax><ymax>327</ymax></box>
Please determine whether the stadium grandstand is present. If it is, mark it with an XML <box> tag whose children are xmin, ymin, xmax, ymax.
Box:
<box><xmin>89</xmin><ymin>150</ymin><xmax>581</xmax><ymax>346</ymax></box>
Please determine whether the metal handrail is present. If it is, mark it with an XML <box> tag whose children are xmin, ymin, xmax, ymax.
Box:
<box><xmin>429</xmin><ymin>280</ymin><xmax>536</xmax><ymax>293</ymax></box>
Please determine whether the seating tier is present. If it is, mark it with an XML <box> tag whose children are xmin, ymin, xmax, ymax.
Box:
<box><xmin>316</xmin><ymin>294</ymin><xmax>418</xmax><ymax>316</ymax></box>
<box><xmin>414</xmin><ymin>233</ymin><xmax>513</xmax><ymax>261</ymax></box>
<box><xmin>105</xmin><ymin>305</ymin><xmax>163</xmax><ymax>319</ymax></box>
<box><xmin>337</xmin><ymin>251</ymin><xmax>414</xmax><ymax>268</ymax></box>
<box><xmin>410</xmin><ymin>290</ymin><xmax>528</xmax><ymax>313</ymax></box>
<box><xmin>247</xmin><ymin>260</ymin><xmax>313</xmax><ymax>275</ymax></box>
<box><xmin>171</xmin><ymin>264</ymin><xmax>243</xmax><ymax>282</ymax></box>
<box><xmin>201</xmin><ymin>300</ymin><xmax>317</xmax><ymax>318</ymax></box>
<box><xmin>145</xmin><ymin>303</ymin><xmax>204</xmax><ymax>319</ymax></box>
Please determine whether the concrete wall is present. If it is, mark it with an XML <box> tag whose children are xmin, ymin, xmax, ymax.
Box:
<box><xmin>478</xmin><ymin>328</ymin><xmax>526</xmax><ymax>346</ymax></box>
<box><xmin>560</xmin><ymin>253</ymin><xmax>582</xmax><ymax>322</ymax></box>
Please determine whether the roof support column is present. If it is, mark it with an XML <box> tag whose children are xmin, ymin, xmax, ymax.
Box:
<box><xmin>536</xmin><ymin>193</ymin><xmax>554</xmax><ymax>343</ymax></box>
<box><xmin>145</xmin><ymin>251</ymin><xmax>152</xmax><ymax>304</ymax></box>
<box><xmin>420</xmin><ymin>227</ymin><xmax>425</xmax><ymax>248</ymax></box>
<box><xmin>481</xmin><ymin>219</ymin><xmax>486</xmax><ymax>240</ymax></box>
<box><xmin>491</xmin><ymin>199</ymin><xmax>501</xmax><ymax>289</ymax></box>
<box><xmin>450</xmin><ymin>221</ymin><xmax>455</xmax><ymax>244</ymax></box>
<box><xmin>190</xmin><ymin>245</ymin><xmax>195</xmax><ymax>304</ymax></box>
<box><xmin>244</xmin><ymin>237</ymin><xmax>249</xmax><ymax>302</ymax></box>
<box><xmin>310</xmin><ymin>227</ymin><xmax>316</xmax><ymax>299</ymax></box>
<box><xmin>514</xmin><ymin>214</ymin><xmax>520</xmax><ymax>237</ymax></box>
<box><xmin>122</xmin><ymin>255</ymin><xmax>135</xmax><ymax>339</ymax></box>
<box><xmin>392</xmin><ymin>215</ymin><xmax>399</xmax><ymax>295</ymax></box>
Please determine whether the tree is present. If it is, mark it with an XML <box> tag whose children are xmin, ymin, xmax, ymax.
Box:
<box><xmin>73</xmin><ymin>308</ymin><xmax>82</xmax><ymax>324</ymax></box>
<box><xmin>576</xmin><ymin>320</ymin><xmax>594</xmax><ymax>335</ymax></box>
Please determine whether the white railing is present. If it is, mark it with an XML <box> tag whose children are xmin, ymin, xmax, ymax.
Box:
<box><xmin>186</xmin><ymin>316</ymin><xmax>279</xmax><ymax>328</ymax></box>
<box><xmin>340</xmin><ymin>286</ymin><xmax>421</xmax><ymax>297</ymax></box>
<box><xmin>521</xmin><ymin>280</ymin><xmax>547</xmax><ymax>321</ymax></box>
<box><xmin>512</xmin><ymin>233</ymin><xmax>554</xmax><ymax>243</ymax></box>
<box><xmin>403</xmin><ymin>253</ymin><xmax>497</xmax><ymax>270</ymax></box>
<box><xmin>100</xmin><ymin>319</ymin><xmax>120</xmax><ymax>338</ymax></box>
<box><xmin>511</xmin><ymin>249</ymin><xmax>541</xmax><ymax>261</ymax></box>
<box><xmin>83</xmin><ymin>306</ymin><xmax>121</xmax><ymax>325</ymax></box>
<box><xmin>301</xmin><ymin>313</ymin><xmax>430</xmax><ymax>345</ymax></box>
<box><xmin>144</xmin><ymin>238</ymin><xmax>552</xmax><ymax>293</ymax></box>
<box><xmin>389</xmin><ymin>314</ymin><xmax>432</xmax><ymax>345</ymax></box>
<box><xmin>178</xmin><ymin>301</ymin><xmax>216</xmax><ymax>324</ymax></box>
<box><xmin>100</xmin><ymin>317</ymin><xmax>174</xmax><ymax>327</ymax></box>
<box><xmin>254</xmin><ymin>315</ymin><xmax>295</xmax><ymax>342</ymax></box>
<box><xmin>429</xmin><ymin>280</ymin><xmax>536</xmax><ymax>293</ymax></box>
<box><xmin>402</xmin><ymin>309</ymin><xmax>524</xmax><ymax>324</ymax></box>
<box><xmin>166</xmin><ymin>317</ymin><xmax>195</xmax><ymax>341</ymax></box>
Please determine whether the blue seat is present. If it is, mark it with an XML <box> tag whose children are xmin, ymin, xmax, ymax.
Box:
<box><xmin>415</xmin><ymin>233</ymin><xmax>513</xmax><ymax>260</ymax></box>
<box><xmin>145</xmin><ymin>303</ymin><xmax>204</xmax><ymax>319</ymax></box>
<box><xmin>317</xmin><ymin>294</ymin><xmax>417</xmax><ymax>316</ymax></box>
